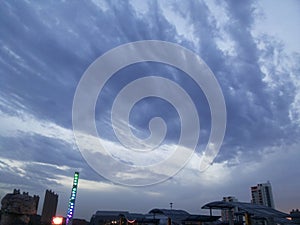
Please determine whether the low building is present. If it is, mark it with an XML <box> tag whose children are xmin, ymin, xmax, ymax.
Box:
<box><xmin>149</xmin><ymin>208</ymin><xmax>220</xmax><ymax>225</ymax></box>
<box><xmin>0</xmin><ymin>189</ymin><xmax>39</xmax><ymax>225</ymax></box>
<box><xmin>89</xmin><ymin>211</ymin><xmax>159</xmax><ymax>225</ymax></box>
<box><xmin>290</xmin><ymin>209</ymin><xmax>300</xmax><ymax>224</ymax></box>
<box><xmin>89</xmin><ymin>209</ymin><xmax>219</xmax><ymax>225</ymax></box>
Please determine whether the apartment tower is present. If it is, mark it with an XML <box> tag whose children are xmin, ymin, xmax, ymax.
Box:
<box><xmin>251</xmin><ymin>181</ymin><xmax>275</xmax><ymax>208</ymax></box>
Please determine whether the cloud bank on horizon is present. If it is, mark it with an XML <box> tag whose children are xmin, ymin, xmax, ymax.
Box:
<box><xmin>0</xmin><ymin>0</ymin><xmax>299</xmax><ymax>219</ymax></box>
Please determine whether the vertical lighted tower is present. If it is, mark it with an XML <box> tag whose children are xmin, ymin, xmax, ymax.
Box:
<box><xmin>66</xmin><ymin>172</ymin><xmax>79</xmax><ymax>225</ymax></box>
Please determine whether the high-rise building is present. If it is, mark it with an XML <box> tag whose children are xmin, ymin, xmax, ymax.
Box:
<box><xmin>251</xmin><ymin>181</ymin><xmax>275</xmax><ymax>208</ymax></box>
<box><xmin>41</xmin><ymin>190</ymin><xmax>58</xmax><ymax>225</ymax></box>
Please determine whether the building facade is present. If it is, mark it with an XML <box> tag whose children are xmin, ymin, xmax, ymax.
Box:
<box><xmin>89</xmin><ymin>209</ymin><xmax>220</xmax><ymax>225</ymax></box>
<box><xmin>251</xmin><ymin>181</ymin><xmax>275</xmax><ymax>208</ymax></box>
<box><xmin>0</xmin><ymin>189</ymin><xmax>39</xmax><ymax>225</ymax></box>
<box><xmin>221</xmin><ymin>196</ymin><xmax>239</xmax><ymax>222</ymax></box>
<box><xmin>290</xmin><ymin>209</ymin><xmax>300</xmax><ymax>224</ymax></box>
<box><xmin>41</xmin><ymin>189</ymin><xmax>58</xmax><ymax>225</ymax></box>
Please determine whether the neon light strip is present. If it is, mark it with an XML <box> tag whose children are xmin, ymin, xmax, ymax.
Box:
<box><xmin>66</xmin><ymin>172</ymin><xmax>79</xmax><ymax>225</ymax></box>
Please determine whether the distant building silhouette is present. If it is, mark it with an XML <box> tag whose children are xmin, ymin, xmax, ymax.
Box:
<box><xmin>251</xmin><ymin>181</ymin><xmax>275</xmax><ymax>208</ymax></box>
<box><xmin>290</xmin><ymin>209</ymin><xmax>300</xmax><ymax>224</ymax></box>
<box><xmin>89</xmin><ymin>209</ymin><xmax>219</xmax><ymax>225</ymax></box>
<box><xmin>0</xmin><ymin>189</ymin><xmax>39</xmax><ymax>225</ymax></box>
<box><xmin>41</xmin><ymin>189</ymin><xmax>58</xmax><ymax>225</ymax></box>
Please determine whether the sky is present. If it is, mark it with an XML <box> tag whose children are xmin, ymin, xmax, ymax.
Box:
<box><xmin>0</xmin><ymin>0</ymin><xmax>300</xmax><ymax>221</ymax></box>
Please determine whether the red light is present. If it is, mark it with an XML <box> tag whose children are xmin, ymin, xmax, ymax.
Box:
<box><xmin>52</xmin><ymin>216</ymin><xmax>63</xmax><ymax>225</ymax></box>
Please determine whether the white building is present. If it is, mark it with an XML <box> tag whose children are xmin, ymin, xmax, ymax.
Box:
<box><xmin>251</xmin><ymin>181</ymin><xmax>275</xmax><ymax>208</ymax></box>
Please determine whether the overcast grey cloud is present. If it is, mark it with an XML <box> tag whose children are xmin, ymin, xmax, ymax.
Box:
<box><xmin>0</xmin><ymin>0</ymin><xmax>299</xmax><ymax>220</ymax></box>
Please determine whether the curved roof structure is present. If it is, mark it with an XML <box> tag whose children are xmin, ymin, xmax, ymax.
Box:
<box><xmin>202</xmin><ymin>201</ymin><xmax>289</xmax><ymax>218</ymax></box>
<box><xmin>90</xmin><ymin>211</ymin><xmax>160</xmax><ymax>225</ymax></box>
<box><xmin>149</xmin><ymin>208</ymin><xmax>220</xmax><ymax>222</ymax></box>
<box><xmin>149</xmin><ymin>208</ymin><xmax>190</xmax><ymax>220</ymax></box>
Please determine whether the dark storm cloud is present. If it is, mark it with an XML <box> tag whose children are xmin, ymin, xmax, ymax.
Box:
<box><xmin>0</xmin><ymin>0</ymin><xmax>178</xmax><ymax>127</ymax></box>
<box><xmin>0</xmin><ymin>134</ymin><xmax>79</xmax><ymax>167</ymax></box>
<box><xmin>200</xmin><ymin>0</ymin><xmax>300</xmax><ymax>162</ymax></box>
<box><xmin>0</xmin><ymin>1</ymin><xmax>83</xmax><ymax>127</ymax></box>
<box><xmin>0</xmin><ymin>0</ymin><xmax>185</xmax><ymax>191</ymax></box>
<box><xmin>0</xmin><ymin>0</ymin><xmax>298</xmax><ymax>169</ymax></box>
<box><xmin>0</xmin><ymin>132</ymin><xmax>103</xmax><ymax>191</ymax></box>
<box><xmin>157</xmin><ymin>0</ymin><xmax>295</xmax><ymax>162</ymax></box>
<box><xmin>0</xmin><ymin>157</ymin><xmax>61</xmax><ymax>193</ymax></box>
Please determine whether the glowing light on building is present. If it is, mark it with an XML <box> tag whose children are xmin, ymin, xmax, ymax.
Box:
<box><xmin>66</xmin><ymin>172</ymin><xmax>79</xmax><ymax>225</ymax></box>
<box><xmin>52</xmin><ymin>216</ymin><xmax>63</xmax><ymax>225</ymax></box>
